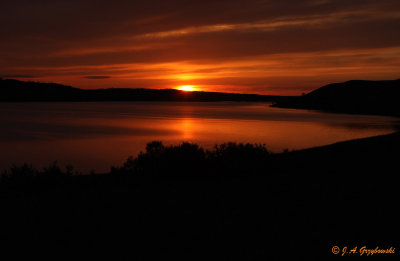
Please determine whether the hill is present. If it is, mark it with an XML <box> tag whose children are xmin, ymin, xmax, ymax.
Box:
<box><xmin>273</xmin><ymin>79</ymin><xmax>400</xmax><ymax>116</ymax></box>
<box><xmin>0</xmin><ymin>78</ymin><xmax>278</xmax><ymax>102</ymax></box>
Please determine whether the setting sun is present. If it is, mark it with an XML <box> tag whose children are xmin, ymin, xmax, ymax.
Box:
<box><xmin>176</xmin><ymin>85</ymin><xmax>196</xmax><ymax>92</ymax></box>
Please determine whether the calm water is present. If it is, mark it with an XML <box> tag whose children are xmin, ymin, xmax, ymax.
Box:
<box><xmin>0</xmin><ymin>102</ymin><xmax>398</xmax><ymax>173</ymax></box>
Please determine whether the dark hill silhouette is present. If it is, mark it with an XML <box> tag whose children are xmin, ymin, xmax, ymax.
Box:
<box><xmin>0</xmin><ymin>78</ymin><xmax>278</xmax><ymax>102</ymax></box>
<box><xmin>0</xmin><ymin>78</ymin><xmax>84</xmax><ymax>101</ymax></box>
<box><xmin>4</xmin><ymin>77</ymin><xmax>400</xmax><ymax>117</ymax></box>
<box><xmin>273</xmin><ymin>79</ymin><xmax>400</xmax><ymax>116</ymax></box>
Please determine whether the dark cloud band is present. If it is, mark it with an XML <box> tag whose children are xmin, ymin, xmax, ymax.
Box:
<box><xmin>84</xmin><ymin>76</ymin><xmax>111</xmax><ymax>79</ymax></box>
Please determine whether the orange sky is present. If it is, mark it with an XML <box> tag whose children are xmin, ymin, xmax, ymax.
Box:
<box><xmin>1</xmin><ymin>0</ymin><xmax>400</xmax><ymax>95</ymax></box>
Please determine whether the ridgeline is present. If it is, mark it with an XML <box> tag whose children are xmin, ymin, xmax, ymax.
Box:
<box><xmin>0</xmin><ymin>78</ymin><xmax>278</xmax><ymax>102</ymax></box>
<box><xmin>2</xmin><ymin>78</ymin><xmax>400</xmax><ymax>117</ymax></box>
<box><xmin>273</xmin><ymin>79</ymin><xmax>400</xmax><ymax>116</ymax></box>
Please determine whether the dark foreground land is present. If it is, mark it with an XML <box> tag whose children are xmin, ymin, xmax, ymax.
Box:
<box><xmin>1</xmin><ymin>133</ymin><xmax>400</xmax><ymax>259</ymax></box>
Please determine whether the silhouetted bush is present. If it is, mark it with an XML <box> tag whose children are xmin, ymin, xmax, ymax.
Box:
<box><xmin>207</xmin><ymin>142</ymin><xmax>269</xmax><ymax>173</ymax></box>
<box><xmin>42</xmin><ymin>161</ymin><xmax>63</xmax><ymax>176</ymax></box>
<box><xmin>111</xmin><ymin>141</ymin><xmax>207</xmax><ymax>176</ymax></box>
<box><xmin>111</xmin><ymin>141</ymin><xmax>269</xmax><ymax>176</ymax></box>
<box><xmin>1</xmin><ymin>163</ymin><xmax>37</xmax><ymax>184</ymax></box>
<box><xmin>2</xmin><ymin>142</ymin><xmax>269</xmax><ymax>179</ymax></box>
<box><xmin>1</xmin><ymin>161</ymin><xmax>73</xmax><ymax>185</ymax></box>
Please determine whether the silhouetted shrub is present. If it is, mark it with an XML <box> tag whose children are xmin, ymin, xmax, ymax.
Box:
<box><xmin>1</xmin><ymin>161</ymin><xmax>73</xmax><ymax>185</ymax></box>
<box><xmin>42</xmin><ymin>161</ymin><xmax>63</xmax><ymax>176</ymax></box>
<box><xmin>207</xmin><ymin>142</ymin><xmax>269</xmax><ymax>174</ymax></box>
<box><xmin>112</xmin><ymin>141</ymin><xmax>269</xmax><ymax>176</ymax></box>
<box><xmin>209</xmin><ymin>142</ymin><xmax>269</xmax><ymax>161</ymax></box>
<box><xmin>1</xmin><ymin>163</ymin><xmax>37</xmax><ymax>184</ymax></box>
<box><xmin>132</xmin><ymin>142</ymin><xmax>206</xmax><ymax>175</ymax></box>
<box><xmin>2</xmin><ymin>142</ymin><xmax>271</xmax><ymax>179</ymax></box>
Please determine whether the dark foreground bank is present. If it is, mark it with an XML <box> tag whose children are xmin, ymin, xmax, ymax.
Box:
<box><xmin>1</xmin><ymin>133</ymin><xmax>400</xmax><ymax>259</ymax></box>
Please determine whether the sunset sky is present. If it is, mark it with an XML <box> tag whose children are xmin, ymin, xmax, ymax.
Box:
<box><xmin>1</xmin><ymin>0</ymin><xmax>400</xmax><ymax>95</ymax></box>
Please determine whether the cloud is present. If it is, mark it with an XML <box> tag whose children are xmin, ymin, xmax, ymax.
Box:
<box><xmin>13</xmin><ymin>45</ymin><xmax>398</xmax><ymax>95</ymax></box>
<box><xmin>83</xmin><ymin>76</ymin><xmax>111</xmax><ymax>79</ymax></box>
<box><xmin>1</xmin><ymin>0</ymin><xmax>400</xmax><ymax>94</ymax></box>
<box><xmin>1</xmin><ymin>75</ymin><xmax>36</xmax><ymax>78</ymax></box>
<box><xmin>136</xmin><ymin>9</ymin><xmax>400</xmax><ymax>40</ymax></box>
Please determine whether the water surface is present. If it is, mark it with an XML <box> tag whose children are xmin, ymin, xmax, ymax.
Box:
<box><xmin>0</xmin><ymin>102</ymin><xmax>398</xmax><ymax>172</ymax></box>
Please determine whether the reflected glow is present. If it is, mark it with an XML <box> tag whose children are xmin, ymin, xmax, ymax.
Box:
<box><xmin>180</xmin><ymin>118</ymin><xmax>194</xmax><ymax>140</ymax></box>
<box><xmin>0</xmin><ymin>102</ymin><xmax>397</xmax><ymax>173</ymax></box>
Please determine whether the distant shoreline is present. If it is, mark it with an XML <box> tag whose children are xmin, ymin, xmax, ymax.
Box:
<box><xmin>2</xmin><ymin>78</ymin><xmax>400</xmax><ymax>117</ymax></box>
<box><xmin>0</xmin><ymin>78</ymin><xmax>283</xmax><ymax>103</ymax></box>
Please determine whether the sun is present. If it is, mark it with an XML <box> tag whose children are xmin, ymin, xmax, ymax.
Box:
<box><xmin>176</xmin><ymin>85</ymin><xmax>196</xmax><ymax>92</ymax></box>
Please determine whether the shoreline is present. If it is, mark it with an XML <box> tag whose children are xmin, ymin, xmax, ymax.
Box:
<box><xmin>1</xmin><ymin>131</ymin><xmax>399</xmax><ymax>175</ymax></box>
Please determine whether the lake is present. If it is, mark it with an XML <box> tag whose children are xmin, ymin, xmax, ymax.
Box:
<box><xmin>0</xmin><ymin>102</ymin><xmax>398</xmax><ymax>173</ymax></box>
